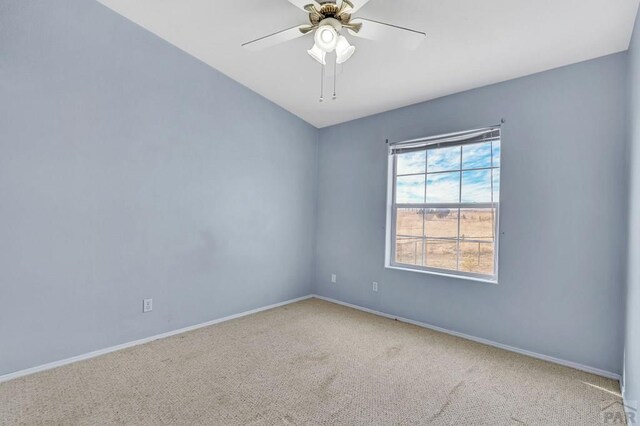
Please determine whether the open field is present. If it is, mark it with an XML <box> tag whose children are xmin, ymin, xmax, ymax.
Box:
<box><xmin>395</xmin><ymin>208</ymin><xmax>496</xmax><ymax>275</ymax></box>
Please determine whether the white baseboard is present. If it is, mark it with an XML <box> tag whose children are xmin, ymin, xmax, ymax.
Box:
<box><xmin>1</xmin><ymin>293</ymin><xmax>621</xmax><ymax>384</ymax></box>
<box><xmin>0</xmin><ymin>295</ymin><xmax>314</xmax><ymax>384</ymax></box>
<box><xmin>312</xmin><ymin>295</ymin><xmax>621</xmax><ymax>381</ymax></box>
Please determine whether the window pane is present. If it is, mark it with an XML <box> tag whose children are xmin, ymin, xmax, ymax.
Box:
<box><xmin>492</xmin><ymin>169</ymin><xmax>500</xmax><ymax>202</ymax></box>
<box><xmin>396</xmin><ymin>237</ymin><xmax>424</xmax><ymax>266</ymax></box>
<box><xmin>396</xmin><ymin>208</ymin><xmax>423</xmax><ymax>237</ymax></box>
<box><xmin>461</xmin><ymin>170</ymin><xmax>492</xmax><ymax>203</ymax></box>
<box><xmin>462</xmin><ymin>142</ymin><xmax>492</xmax><ymax>169</ymax></box>
<box><xmin>459</xmin><ymin>241</ymin><xmax>494</xmax><ymax>275</ymax></box>
<box><xmin>425</xmin><ymin>239</ymin><xmax>457</xmax><ymax>270</ymax></box>
<box><xmin>492</xmin><ymin>140</ymin><xmax>501</xmax><ymax>168</ymax></box>
<box><xmin>425</xmin><ymin>208</ymin><xmax>459</xmax><ymax>239</ymax></box>
<box><xmin>397</xmin><ymin>151</ymin><xmax>425</xmax><ymax>175</ymax></box>
<box><xmin>396</xmin><ymin>175</ymin><xmax>425</xmax><ymax>203</ymax></box>
<box><xmin>460</xmin><ymin>209</ymin><xmax>495</xmax><ymax>242</ymax></box>
<box><xmin>427</xmin><ymin>146</ymin><xmax>460</xmax><ymax>172</ymax></box>
<box><xmin>426</xmin><ymin>172</ymin><xmax>460</xmax><ymax>203</ymax></box>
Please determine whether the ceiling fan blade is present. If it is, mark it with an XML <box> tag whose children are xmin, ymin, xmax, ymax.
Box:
<box><xmin>242</xmin><ymin>25</ymin><xmax>312</xmax><ymax>51</ymax></box>
<box><xmin>287</xmin><ymin>0</ymin><xmax>320</xmax><ymax>11</ymax></box>
<box><xmin>347</xmin><ymin>18</ymin><xmax>426</xmax><ymax>50</ymax></box>
<box><xmin>343</xmin><ymin>0</ymin><xmax>371</xmax><ymax>13</ymax></box>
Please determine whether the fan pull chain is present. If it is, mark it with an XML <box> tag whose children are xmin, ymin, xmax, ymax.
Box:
<box><xmin>319</xmin><ymin>63</ymin><xmax>324</xmax><ymax>103</ymax></box>
<box><xmin>332</xmin><ymin>58</ymin><xmax>337</xmax><ymax>100</ymax></box>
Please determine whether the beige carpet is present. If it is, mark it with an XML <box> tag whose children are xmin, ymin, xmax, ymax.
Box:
<box><xmin>0</xmin><ymin>298</ymin><xmax>625</xmax><ymax>425</ymax></box>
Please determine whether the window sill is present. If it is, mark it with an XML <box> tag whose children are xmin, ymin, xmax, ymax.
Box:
<box><xmin>385</xmin><ymin>264</ymin><xmax>498</xmax><ymax>285</ymax></box>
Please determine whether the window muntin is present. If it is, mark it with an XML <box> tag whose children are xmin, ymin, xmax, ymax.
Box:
<box><xmin>388</xmin><ymin>130</ymin><xmax>500</xmax><ymax>281</ymax></box>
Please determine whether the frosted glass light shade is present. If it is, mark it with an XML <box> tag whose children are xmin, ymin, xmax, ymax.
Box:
<box><xmin>335</xmin><ymin>35</ymin><xmax>355</xmax><ymax>64</ymax></box>
<box><xmin>314</xmin><ymin>25</ymin><xmax>338</xmax><ymax>52</ymax></box>
<box><xmin>307</xmin><ymin>43</ymin><xmax>326</xmax><ymax>64</ymax></box>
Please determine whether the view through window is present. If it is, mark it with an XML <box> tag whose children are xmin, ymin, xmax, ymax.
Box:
<box><xmin>388</xmin><ymin>129</ymin><xmax>500</xmax><ymax>280</ymax></box>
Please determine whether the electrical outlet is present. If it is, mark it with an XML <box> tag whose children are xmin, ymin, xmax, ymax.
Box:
<box><xmin>372</xmin><ymin>282</ymin><xmax>378</xmax><ymax>292</ymax></box>
<box><xmin>331</xmin><ymin>274</ymin><xmax>337</xmax><ymax>283</ymax></box>
<box><xmin>143</xmin><ymin>298</ymin><xmax>153</xmax><ymax>313</ymax></box>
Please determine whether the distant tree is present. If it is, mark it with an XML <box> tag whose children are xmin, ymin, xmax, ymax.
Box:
<box><xmin>436</xmin><ymin>209</ymin><xmax>450</xmax><ymax>219</ymax></box>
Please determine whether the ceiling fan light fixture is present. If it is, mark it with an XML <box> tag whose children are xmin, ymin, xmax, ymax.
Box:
<box><xmin>314</xmin><ymin>24</ymin><xmax>338</xmax><ymax>52</ymax></box>
<box><xmin>335</xmin><ymin>35</ymin><xmax>355</xmax><ymax>64</ymax></box>
<box><xmin>307</xmin><ymin>43</ymin><xmax>327</xmax><ymax>65</ymax></box>
<box><xmin>242</xmin><ymin>0</ymin><xmax>427</xmax><ymax>101</ymax></box>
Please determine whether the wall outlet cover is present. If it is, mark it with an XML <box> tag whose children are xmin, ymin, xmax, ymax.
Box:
<box><xmin>331</xmin><ymin>274</ymin><xmax>337</xmax><ymax>283</ymax></box>
<box><xmin>143</xmin><ymin>298</ymin><xmax>153</xmax><ymax>313</ymax></box>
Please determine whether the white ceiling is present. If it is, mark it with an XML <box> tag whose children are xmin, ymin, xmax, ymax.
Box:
<box><xmin>97</xmin><ymin>0</ymin><xmax>639</xmax><ymax>128</ymax></box>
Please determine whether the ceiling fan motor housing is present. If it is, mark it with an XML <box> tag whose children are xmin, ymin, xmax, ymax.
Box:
<box><xmin>320</xmin><ymin>3</ymin><xmax>339</xmax><ymax>15</ymax></box>
<box><xmin>309</xmin><ymin>1</ymin><xmax>352</xmax><ymax>26</ymax></box>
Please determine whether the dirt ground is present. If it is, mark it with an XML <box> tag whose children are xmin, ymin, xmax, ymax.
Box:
<box><xmin>395</xmin><ymin>208</ymin><xmax>495</xmax><ymax>275</ymax></box>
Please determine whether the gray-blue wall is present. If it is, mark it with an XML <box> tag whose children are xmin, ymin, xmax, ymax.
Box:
<box><xmin>625</xmin><ymin>6</ymin><xmax>640</xmax><ymax>407</ymax></box>
<box><xmin>314</xmin><ymin>53</ymin><xmax>629</xmax><ymax>375</ymax></box>
<box><xmin>0</xmin><ymin>0</ymin><xmax>318</xmax><ymax>376</ymax></box>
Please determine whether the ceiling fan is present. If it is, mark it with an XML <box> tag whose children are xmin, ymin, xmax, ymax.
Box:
<box><xmin>242</xmin><ymin>0</ymin><xmax>426</xmax><ymax>100</ymax></box>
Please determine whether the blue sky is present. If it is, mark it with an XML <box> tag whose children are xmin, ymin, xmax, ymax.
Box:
<box><xmin>396</xmin><ymin>141</ymin><xmax>500</xmax><ymax>203</ymax></box>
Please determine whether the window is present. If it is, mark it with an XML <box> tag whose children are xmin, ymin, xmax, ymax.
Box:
<box><xmin>386</xmin><ymin>127</ymin><xmax>501</xmax><ymax>282</ymax></box>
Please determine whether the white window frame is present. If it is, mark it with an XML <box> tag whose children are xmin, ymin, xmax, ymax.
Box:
<box><xmin>384</xmin><ymin>127</ymin><xmax>501</xmax><ymax>284</ymax></box>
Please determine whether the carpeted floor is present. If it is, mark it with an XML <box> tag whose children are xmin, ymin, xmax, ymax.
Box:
<box><xmin>0</xmin><ymin>298</ymin><xmax>625</xmax><ymax>425</ymax></box>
